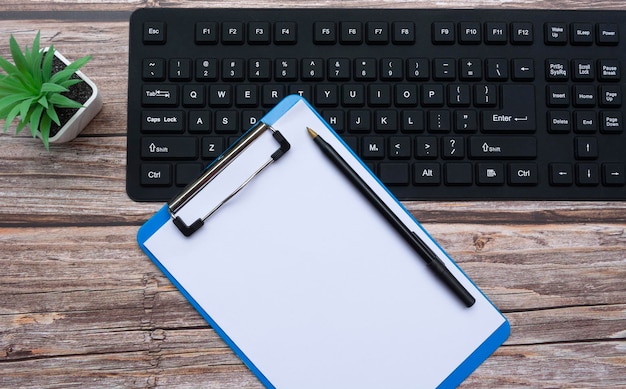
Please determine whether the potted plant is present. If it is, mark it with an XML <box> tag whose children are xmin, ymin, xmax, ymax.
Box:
<box><xmin>0</xmin><ymin>31</ymin><xmax>102</xmax><ymax>149</ymax></box>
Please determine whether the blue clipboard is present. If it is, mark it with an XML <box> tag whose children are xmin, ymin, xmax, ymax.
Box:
<box><xmin>138</xmin><ymin>95</ymin><xmax>509</xmax><ymax>388</ymax></box>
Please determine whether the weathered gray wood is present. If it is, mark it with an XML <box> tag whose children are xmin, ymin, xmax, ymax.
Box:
<box><xmin>1</xmin><ymin>1</ymin><xmax>625</xmax><ymax>388</ymax></box>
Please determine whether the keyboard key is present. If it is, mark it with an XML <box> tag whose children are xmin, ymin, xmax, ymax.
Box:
<box><xmin>249</xmin><ymin>59</ymin><xmax>272</xmax><ymax>80</ymax></box>
<box><xmin>550</xmin><ymin>163</ymin><xmax>573</xmax><ymax>186</ymax></box>
<box><xmin>189</xmin><ymin>111</ymin><xmax>211</xmax><ymax>133</ymax></box>
<box><xmin>545</xmin><ymin>59</ymin><xmax>569</xmax><ymax>80</ymax></box>
<box><xmin>379</xmin><ymin>163</ymin><xmax>409</xmax><ymax>185</ymax></box>
<box><xmin>169</xmin><ymin>59</ymin><xmax>191</xmax><ymax>81</ymax></box>
<box><xmin>433</xmin><ymin>58</ymin><xmax>455</xmax><ymax>80</ymax></box>
<box><xmin>375</xmin><ymin>110</ymin><xmax>397</xmax><ymax>132</ymax></box>
<box><xmin>545</xmin><ymin>23</ymin><xmax>567</xmax><ymax>45</ymax></box>
<box><xmin>143</xmin><ymin>58</ymin><xmax>165</xmax><ymax>80</ymax></box>
<box><xmin>603</xmin><ymin>163</ymin><xmax>625</xmax><ymax>185</ymax></box>
<box><xmin>392</xmin><ymin>22</ymin><xmax>415</xmax><ymax>44</ymax></box>
<box><xmin>474</xmin><ymin>84</ymin><xmax>497</xmax><ymax>107</ymax></box>
<box><xmin>576</xmin><ymin>163</ymin><xmax>599</xmax><ymax>185</ymax></box>
<box><xmin>314</xmin><ymin>22</ymin><xmax>337</xmax><ymax>44</ymax></box>
<box><xmin>196</xmin><ymin>22</ymin><xmax>218</xmax><ymax>44</ymax></box>
<box><xmin>362</xmin><ymin>136</ymin><xmax>385</xmax><ymax>159</ymax></box>
<box><xmin>316</xmin><ymin>84</ymin><xmax>339</xmax><ymax>106</ymax></box>
<box><xmin>432</xmin><ymin>22</ymin><xmax>455</xmax><ymax>44</ymax></box>
<box><xmin>548</xmin><ymin>111</ymin><xmax>571</xmax><ymax>133</ymax></box>
<box><xmin>416</xmin><ymin>136</ymin><xmax>438</xmax><ymax>158</ymax></box>
<box><xmin>214</xmin><ymin>111</ymin><xmax>239</xmax><ymax>133</ymax></box>
<box><xmin>406</xmin><ymin>58</ymin><xmax>429</xmax><ymax>80</ymax></box>
<box><xmin>509</xmin><ymin>163</ymin><xmax>538</xmax><ymax>185</ymax></box>
<box><xmin>511</xmin><ymin>22</ymin><xmax>533</xmax><ymax>44</ymax></box>
<box><xmin>547</xmin><ymin>85</ymin><xmax>569</xmax><ymax>107</ymax></box>
<box><xmin>575</xmin><ymin>137</ymin><xmax>598</xmax><ymax>159</ymax></box>
<box><xmin>222</xmin><ymin>22</ymin><xmax>244</xmax><ymax>44</ymax></box>
<box><xmin>485</xmin><ymin>58</ymin><xmax>508</xmax><ymax>81</ymax></box>
<box><xmin>469</xmin><ymin>136</ymin><xmax>537</xmax><ymax>159</ymax></box>
<box><xmin>202</xmin><ymin>137</ymin><xmax>224</xmax><ymax>159</ymax></box>
<box><xmin>597</xmin><ymin>24</ymin><xmax>619</xmax><ymax>45</ymax></box>
<box><xmin>388</xmin><ymin>136</ymin><xmax>411</xmax><ymax>158</ymax></box>
<box><xmin>574</xmin><ymin>85</ymin><xmax>596</xmax><ymax>107</ymax></box>
<box><xmin>141</xmin><ymin>137</ymin><xmax>198</xmax><ymax>159</ymax></box>
<box><xmin>367</xmin><ymin>22</ymin><xmax>388</xmax><ymax>44</ymax></box>
<box><xmin>141</xmin><ymin>111</ymin><xmax>184</xmax><ymax>133</ymax></box>
<box><xmin>302</xmin><ymin>58</ymin><xmax>324</xmax><ymax>80</ymax></box>
<box><xmin>572</xmin><ymin>59</ymin><xmax>594</xmax><ymax>81</ymax></box>
<box><xmin>600</xmin><ymin>86</ymin><xmax>622</xmax><ymax>107</ymax></box>
<box><xmin>341</xmin><ymin>22</ymin><xmax>363</xmax><ymax>44</ymax></box>
<box><xmin>176</xmin><ymin>163</ymin><xmax>204</xmax><ymax>186</ymax></box>
<box><xmin>485</xmin><ymin>22</ymin><xmax>507</xmax><ymax>44</ymax></box>
<box><xmin>571</xmin><ymin>23</ymin><xmax>594</xmax><ymax>45</ymax></box>
<box><xmin>442</xmin><ymin>136</ymin><xmax>464</xmax><ymax>158</ymax></box>
<box><xmin>482</xmin><ymin>85</ymin><xmax>535</xmax><ymax>132</ymax></box>
<box><xmin>414</xmin><ymin>163</ymin><xmax>441</xmax><ymax>185</ymax></box>
<box><xmin>512</xmin><ymin>59</ymin><xmax>535</xmax><ymax>80</ymax></box>
<box><xmin>401</xmin><ymin>111</ymin><xmax>424</xmax><ymax>133</ymax></box>
<box><xmin>275</xmin><ymin>22</ymin><xmax>297</xmax><ymax>44</ymax></box>
<box><xmin>445</xmin><ymin>163</ymin><xmax>473</xmax><ymax>185</ymax></box>
<box><xmin>196</xmin><ymin>59</ymin><xmax>218</xmax><ymax>81</ymax></box>
<box><xmin>476</xmin><ymin>163</ymin><xmax>504</xmax><ymax>185</ymax></box>
<box><xmin>599</xmin><ymin>60</ymin><xmax>620</xmax><ymax>81</ymax></box>
<box><xmin>141</xmin><ymin>164</ymin><xmax>171</xmax><ymax>185</ymax></box>
<box><xmin>142</xmin><ymin>85</ymin><xmax>178</xmax><ymax>106</ymax></box>
<box><xmin>222</xmin><ymin>59</ymin><xmax>245</xmax><ymax>80</ymax></box>
<box><xmin>601</xmin><ymin>112</ymin><xmax>623</xmax><ymax>133</ymax></box>
<box><xmin>143</xmin><ymin>22</ymin><xmax>166</xmax><ymax>44</ymax></box>
<box><xmin>459</xmin><ymin>22</ymin><xmax>481</xmax><ymax>44</ymax></box>
<box><xmin>573</xmin><ymin>111</ymin><xmax>596</xmax><ymax>133</ymax></box>
<box><xmin>248</xmin><ymin>22</ymin><xmax>271</xmax><ymax>44</ymax></box>
<box><xmin>183</xmin><ymin>85</ymin><xmax>206</xmax><ymax>107</ymax></box>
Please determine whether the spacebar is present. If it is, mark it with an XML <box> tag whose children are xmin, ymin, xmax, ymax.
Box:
<box><xmin>482</xmin><ymin>85</ymin><xmax>535</xmax><ymax>132</ymax></box>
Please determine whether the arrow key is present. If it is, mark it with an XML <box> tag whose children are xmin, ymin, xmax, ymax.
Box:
<box><xmin>512</xmin><ymin>58</ymin><xmax>535</xmax><ymax>80</ymax></box>
<box><xmin>549</xmin><ymin>163</ymin><xmax>573</xmax><ymax>186</ymax></box>
<box><xmin>603</xmin><ymin>163</ymin><xmax>625</xmax><ymax>186</ymax></box>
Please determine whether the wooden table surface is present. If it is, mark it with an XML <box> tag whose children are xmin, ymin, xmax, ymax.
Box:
<box><xmin>1</xmin><ymin>1</ymin><xmax>625</xmax><ymax>387</ymax></box>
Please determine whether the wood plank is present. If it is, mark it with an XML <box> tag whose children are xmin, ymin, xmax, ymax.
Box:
<box><xmin>1</xmin><ymin>225</ymin><xmax>624</xmax><ymax>319</ymax></box>
<box><xmin>1</xmin><ymin>0</ymin><xmax>625</xmax><ymax>13</ymax></box>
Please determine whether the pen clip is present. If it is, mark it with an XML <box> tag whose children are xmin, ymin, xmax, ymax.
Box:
<box><xmin>168</xmin><ymin>122</ymin><xmax>290</xmax><ymax>237</ymax></box>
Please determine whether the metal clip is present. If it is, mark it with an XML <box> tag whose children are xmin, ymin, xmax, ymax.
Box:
<box><xmin>168</xmin><ymin>122</ymin><xmax>290</xmax><ymax>236</ymax></box>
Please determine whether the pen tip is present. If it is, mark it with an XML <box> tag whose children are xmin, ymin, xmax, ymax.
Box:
<box><xmin>307</xmin><ymin>127</ymin><xmax>318</xmax><ymax>138</ymax></box>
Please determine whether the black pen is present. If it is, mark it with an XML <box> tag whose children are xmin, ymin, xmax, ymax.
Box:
<box><xmin>307</xmin><ymin>127</ymin><xmax>475</xmax><ymax>307</ymax></box>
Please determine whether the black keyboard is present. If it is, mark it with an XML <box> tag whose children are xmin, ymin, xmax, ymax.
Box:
<box><xmin>127</xmin><ymin>8</ymin><xmax>626</xmax><ymax>201</ymax></box>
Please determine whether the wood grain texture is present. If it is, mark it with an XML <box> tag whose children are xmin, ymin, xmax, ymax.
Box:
<box><xmin>1</xmin><ymin>1</ymin><xmax>625</xmax><ymax>388</ymax></box>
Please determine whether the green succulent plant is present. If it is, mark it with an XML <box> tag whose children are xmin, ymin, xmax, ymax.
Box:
<box><xmin>0</xmin><ymin>31</ymin><xmax>91</xmax><ymax>149</ymax></box>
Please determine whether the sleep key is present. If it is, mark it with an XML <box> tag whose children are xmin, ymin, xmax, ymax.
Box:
<box><xmin>141</xmin><ymin>111</ymin><xmax>184</xmax><ymax>133</ymax></box>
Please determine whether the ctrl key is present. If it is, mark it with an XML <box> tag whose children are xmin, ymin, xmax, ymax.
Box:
<box><xmin>141</xmin><ymin>164</ymin><xmax>172</xmax><ymax>186</ymax></box>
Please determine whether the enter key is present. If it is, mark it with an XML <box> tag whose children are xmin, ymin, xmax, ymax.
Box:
<box><xmin>482</xmin><ymin>85</ymin><xmax>535</xmax><ymax>132</ymax></box>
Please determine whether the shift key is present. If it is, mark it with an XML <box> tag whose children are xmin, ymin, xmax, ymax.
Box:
<box><xmin>470</xmin><ymin>136</ymin><xmax>536</xmax><ymax>159</ymax></box>
<box><xmin>482</xmin><ymin>85</ymin><xmax>535</xmax><ymax>132</ymax></box>
<box><xmin>142</xmin><ymin>137</ymin><xmax>198</xmax><ymax>159</ymax></box>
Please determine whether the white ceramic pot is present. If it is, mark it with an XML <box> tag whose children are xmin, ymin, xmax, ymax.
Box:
<box><xmin>45</xmin><ymin>50</ymin><xmax>103</xmax><ymax>144</ymax></box>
